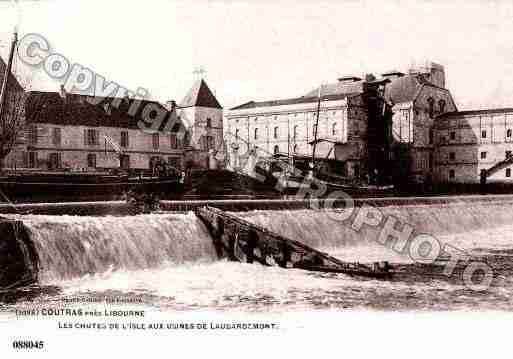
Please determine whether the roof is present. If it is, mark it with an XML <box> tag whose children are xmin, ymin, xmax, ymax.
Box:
<box><xmin>384</xmin><ymin>74</ymin><xmax>449</xmax><ymax>104</ymax></box>
<box><xmin>304</xmin><ymin>73</ymin><xmax>447</xmax><ymax>105</ymax></box>
<box><xmin>304</xmin><ymin>80</ymin><xmax>366</xmax><ymax>98</ymax></box>
<box><xmin>179</xmin><ymin>79</ymin><xmax>222</xmax><ymax>109</ymax></box>
<box><xmin>437</xmin><ymin>108</ymin><xmax>513</xmax><ymax>119</ymax></box>
<box><xmin>26</xmin><ymin>91</ymin><xmax>179</xmax><ymax>131</ymax></box>
<box><xmin>230</xmin><ymin>93</ymin><xmax>358</xmax><ymax>111</ymax></box>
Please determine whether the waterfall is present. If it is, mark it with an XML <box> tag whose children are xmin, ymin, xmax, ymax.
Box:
<box><xmin>236</xmin><ymin>199</ymin><xmax>513</xmax><ymax>250</ymax></box>
<box><xmin>19</xmin><ymin>213</ymin><xmax>217</xmax><ymax>283</ymax></box>
<box><xmin>12</xmin><ymin>198</ymin><xmax>513</xmax><ymax>284</ymax></box>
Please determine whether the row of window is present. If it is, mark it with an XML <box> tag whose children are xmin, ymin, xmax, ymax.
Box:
<box><xmin>27</xmin><ymin>152</ymin><xmax>181</xmax><ymax>170</ymax></box>
<box><xmin>427</xmin><ymin>98</ymin><xmax>447</xmax><ymax>118</ymax></box>
<box><xmin>235</xmin><ymin>111</ymin><xmax>341</xmax><ymax>124</ymax></box>
<box><xmin>448</xmin><ymin>168</ymin><xmax>512</xmax><ymax>179</ymax></box>
<box><xmin>28</xmin><ymin>126</ymin><xmax>184</xmax><ymax>150</ymax></box>
<box><xmin>272</xmin><ymin>144</ymin><xmax>304</xmax><ymax>155</ymax></box>
<box><xmin>444</xmin><ymin>129</ymin><xmax>513</xmax><ymax>141</ymax></box>
<box><xmin>236</xmin><ymin>123</ymin><xmax>340</xmax><ymax>141</ymax></box>
<box><xmin>447</xmin><ymin>150</ymin><xmax>513</xmax><ymax>161</ymax></box>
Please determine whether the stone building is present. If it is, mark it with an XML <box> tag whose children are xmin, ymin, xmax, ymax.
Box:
<box><xmin>226</xmin><ymin>61</ymin><xmax>457</xmax><ymax>183</ymax></box>
<box><xmin>433</xmin><ymin>108</ymin><xmax>513</xmax><ymax>183</ymax></box>
<box><xmin>178</xmin><ymin>79</ymin><xmax>224</xmax><ymax>170</ymax></box>
<box><xmin>304</xmin><ymin>62</ymin><xmax>457</xmax><ymax>183</ymax></box>
<box><xmin>225</xmin><ymin>91</ymin><xmax>370</xmax><ymax>179</ymax></box>
<box><xmin>0</xmin><ymin>62</ymin><xmax>223</xmax><ymax>172</ymax></box>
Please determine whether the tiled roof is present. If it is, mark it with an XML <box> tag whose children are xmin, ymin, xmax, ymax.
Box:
<box><xmin>437</xmin><ymin>108</ymin><xmax>513</xmax><ymax>119</ymax></box>
<box><xmin>230</xmin><ymin>93</ymin><xmax>358</xmax><ymax>110</ymax></box>
<box><xmin>304</xmin><ymin>81</ymin><xmax>365</xmax><ymax>98</ymax></box>
<box><xmin>26</xmin><ymin>91</ymin><xmax>176</xmax><ymax>130</ymax></box>
<box><xmin>179</xmin><ymin>79</ymin><xmax>222</xmax><ymax>109</ymax></box>
<box><xmin>304</xmin><ymin>74</ymin><xmax>446</xmax><ymax>106</ymax></box>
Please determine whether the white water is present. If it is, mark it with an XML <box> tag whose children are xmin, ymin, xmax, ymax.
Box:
<box><xmin>6</xmin><ymin>200</ymin><xmax>513</xmax><ymax>311</ymax></box>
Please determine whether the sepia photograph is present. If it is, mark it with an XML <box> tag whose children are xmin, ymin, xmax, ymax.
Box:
<box><xmin>1</xmin><ymin>0</ymin><xmax>513</xmax><ymax>357</ymax></box>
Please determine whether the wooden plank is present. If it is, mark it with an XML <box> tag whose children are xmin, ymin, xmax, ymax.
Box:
<box><xmin>195</xmin><ymin>206</ymin><xmax>391</xmax><ymax>279</ymax></box>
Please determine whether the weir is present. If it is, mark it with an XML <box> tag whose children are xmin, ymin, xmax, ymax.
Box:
<box><xmin>195</xmin><ymin>206</ymin><xmax>390</xmax><ymax>278</ymax></box>
<box><xmin>2</xmin><ymin>195</ymin><xmax>513</xmax><ymax>289</ymax></box>
<box><xmin>1</xmin><ymin>194</ymin><xmax>513</xmax><ymax>215</ymax></box>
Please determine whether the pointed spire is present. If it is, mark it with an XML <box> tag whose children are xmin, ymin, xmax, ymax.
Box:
<box><xmin>179</xmin><ymin>79</ymin><xmax>222</xmax><ymax>109</ymax></box>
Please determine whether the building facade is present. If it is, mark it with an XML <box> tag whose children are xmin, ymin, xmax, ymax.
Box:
<box><xmin>433</xmin><ymin>108</ymin><xmax>513</xmax><ymax>183</ymax></box>
<box><xmin>225</xmin><ymin>92</ymin><xmax>369</xmax><ymax>179</ymax></box>
<box><xmin>304</xmin><ymin>62</ymin><xmax>457</xmax><ymax>183</ymax></box>
<box><xmin>226</xmin><ymin>61</ymin><xmax>457</xmax><ymax>183</ymax></box>
<box><xmin>1</xmin><ymin>77</ymin><xmax>223</xmax><ymax>173</ymax></box>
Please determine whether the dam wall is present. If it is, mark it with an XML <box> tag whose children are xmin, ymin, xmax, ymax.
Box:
<box><xmin>1</xmin><ymin>194</ymin><xmax>513</xmax><ymax>215</ymax></box>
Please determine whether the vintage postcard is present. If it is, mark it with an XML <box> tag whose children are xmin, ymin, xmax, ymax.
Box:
<box><xmin>0</xmin><ymin>0</ymin><xmax>512</xmax><ymax>357</ymax></box>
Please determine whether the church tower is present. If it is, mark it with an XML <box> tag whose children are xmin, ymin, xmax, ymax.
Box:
<box><xmin>178</xmin><ymin>79</ymin><xmax>223</xmax><ymax>169</ymax></box>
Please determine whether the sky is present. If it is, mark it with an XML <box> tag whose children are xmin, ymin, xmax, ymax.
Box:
<box><xmin>0</xmin><ymin>0</ymin><xmax>513</xmax><ymax>110</ymax></box>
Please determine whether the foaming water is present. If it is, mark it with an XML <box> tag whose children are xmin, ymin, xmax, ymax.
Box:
<box><xmin>17</xmin><ymin>213</ymin><xmax>217</xmax><ymax>284</ymax></box>
<box><xmin>5</xmin><ymin>200</ymin><xmax>513</xmax><ymax>311</ymax></box>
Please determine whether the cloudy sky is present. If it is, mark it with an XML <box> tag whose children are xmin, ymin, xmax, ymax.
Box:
<box><xmin>0</xmin><ymin>0</ymin><xmax>512</xmax><ymax>110</ymax></box>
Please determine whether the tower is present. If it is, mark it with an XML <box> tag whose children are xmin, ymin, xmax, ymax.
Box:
<box><xmin>409</xmin><ymin>61</ymin><xmax>446</xmax><ymax>88</ymax></box>
<box><xmin>179</xmin><ymin>79</ymin><xmax>223</xmax><ymax>169</ymax></box>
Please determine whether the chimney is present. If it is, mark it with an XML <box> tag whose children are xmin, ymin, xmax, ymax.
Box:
<box><xmin>337</xmin><ymin>75</ymin><xmax>362</xmax><ymax>83</ymax></box>
<box><xmin>381</xmin><ymin>70</ymin><xmax>405</xmax><ymax>81</ymax></box>
<box><xmin>408</xmin><ymin>61</ymin><xmax>445</xmax><ymax>88</ymax></box>
<box><xmin>364</xmin><ymin>73</ymin><xmax>376</xmax><ymax>82</ymax></box>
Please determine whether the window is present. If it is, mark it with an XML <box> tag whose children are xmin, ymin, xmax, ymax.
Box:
<box><xmin>273</xmin><ymin>145</ymin><xmax>279</xmax><ymax>155</ymax></box>
<box><xmin>170</xmin><ymin>134</ymin><xmax>177</xmax><ymax>149</ymax></box>
<box><xmin>150</xmin><ymin>156</ymin><xmax>161</xmax><ymax>171</ymax></box>
<box><xmin>450</xmin><ymin>131</ymin><xmax>456</xmax><ymax>140</ymax></box>
<box><xmin>332</xmin><ymin>123</ymin><xmax>337</xmax><ymax>136</ymax></box>
<box><xmin>28</xmin><ymin>152</ymin><xmax>38</xmax><ymax>168</ymax></box>
<box><xmin>481</xmin><ymin>151</ymin><xmax>487</xmax><ymax>159</ymax></box>
<box><xmin>429</xmin><ymin>129</ymin><xmax>434</xmax><ymax>144</ymax></box>
<box><xmin>87</xmin><ymin>153</ymin><xmax>96</xmax><ymax>168</ymax></box>
<box><xmin>205</xmin><ymin>136</ymin><xmax>214</xmax><ymax>151</ymax></box>
<box><xmin>427</xmin><ymin>97</ymin><xmax>435</xmax><ymax>118</ymax></box>
<box><xmin>507</xmin><ymin>168</ymin><xmax>512</xmax><ymax>178</ymax></box>
<box><xmin>48</xmin><ymin>152</ymin><xmax>61</xmax><ymax>170</ymax></box>
<box><xmin>508</xmin><ymin>129</ymin><xmax>513</xmax><ymax>138</ymax></box>
<box><xmin>235</xmin><ymin>129</ymin><xmax>240</xmax><ymax>139</ymax></box>
<box><xmin>274</xmin><ymin>126</ymin><xmax>279</xmax><ymax>139</ymax></box>
<box><xmin>120</xmin><ymin>154</ymin><xmax>130</xmax><ymax>169</ymax></box>
<box><xmin>29</xmin><ymin>125</ymin><xmax>38</xmax><ymax>145</ymax></box>
<box><xmin>293</xmin><ymin>144</ymin><xmax>298</xmax><ymax>153</ymax></box>
<box><xmin>206</xmin><ymin>118</ymin><xmax>212</xmax><ymax>128</ymax></box>
<box><xmin>52</xmin><ymin>128</ymin><xmax>61</xmax><ymax>146</ymax></box>
<box><xmin>449</xmin><ymin>169</ymin><xmax>455</xmax><ymax>179</ymax></box>
<box><xmin>439</xmin><ymin>99</ymin><xmax>446</xmax><ymax>114</ymax></box>
<box><xmin>120</xmin><ymin>131</ymin><xmax>129</xmax><ymax>148</ymax></box>
<box><xmin>85</xmin><ymin>129</ymin><xmax>99</xmax><ymax>146</ymax></box>
<box><xmin>449</xmin><ymin>152</ymin><xmax>455</xmax><ymax>161</ymax></box>
<box><xmin>152</xmin><ymin>133</ymin><xmax>159</xmax><ymax>149</ymax></box>
<box><xmin>254</xmin><ymin>128</ymin><xmax>258</xmax><ymax>140</ymax></box>
<box><xmin>293</xmin><ymin>125</ymin><xmax>298</xmax><ymax>140</ymax></box>
<box><xmin>507</xmin><ymin>151</ymin><xmax>512</xmax><ymax>158</ymax></box>
<box><xmin>482</xmin><ymin>130</ymin><xmax>487</xmax><ymax>138</ymax></box>
<box><xmin>168</xmin><ymin>157</ymin><xmax>180</xmax><ymax>169</ymax></box>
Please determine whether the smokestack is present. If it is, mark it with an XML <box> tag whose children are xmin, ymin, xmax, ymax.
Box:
<box><xmin>381</xmin><ymin>70</ymin><xmax>405</xmax><ymax>81</ymax></box>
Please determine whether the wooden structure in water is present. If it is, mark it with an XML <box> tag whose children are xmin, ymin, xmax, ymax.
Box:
<box><xmin>195</xmin><ymin>206</ymin><xmax>391</xmax><ymax>279</ymax></box>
